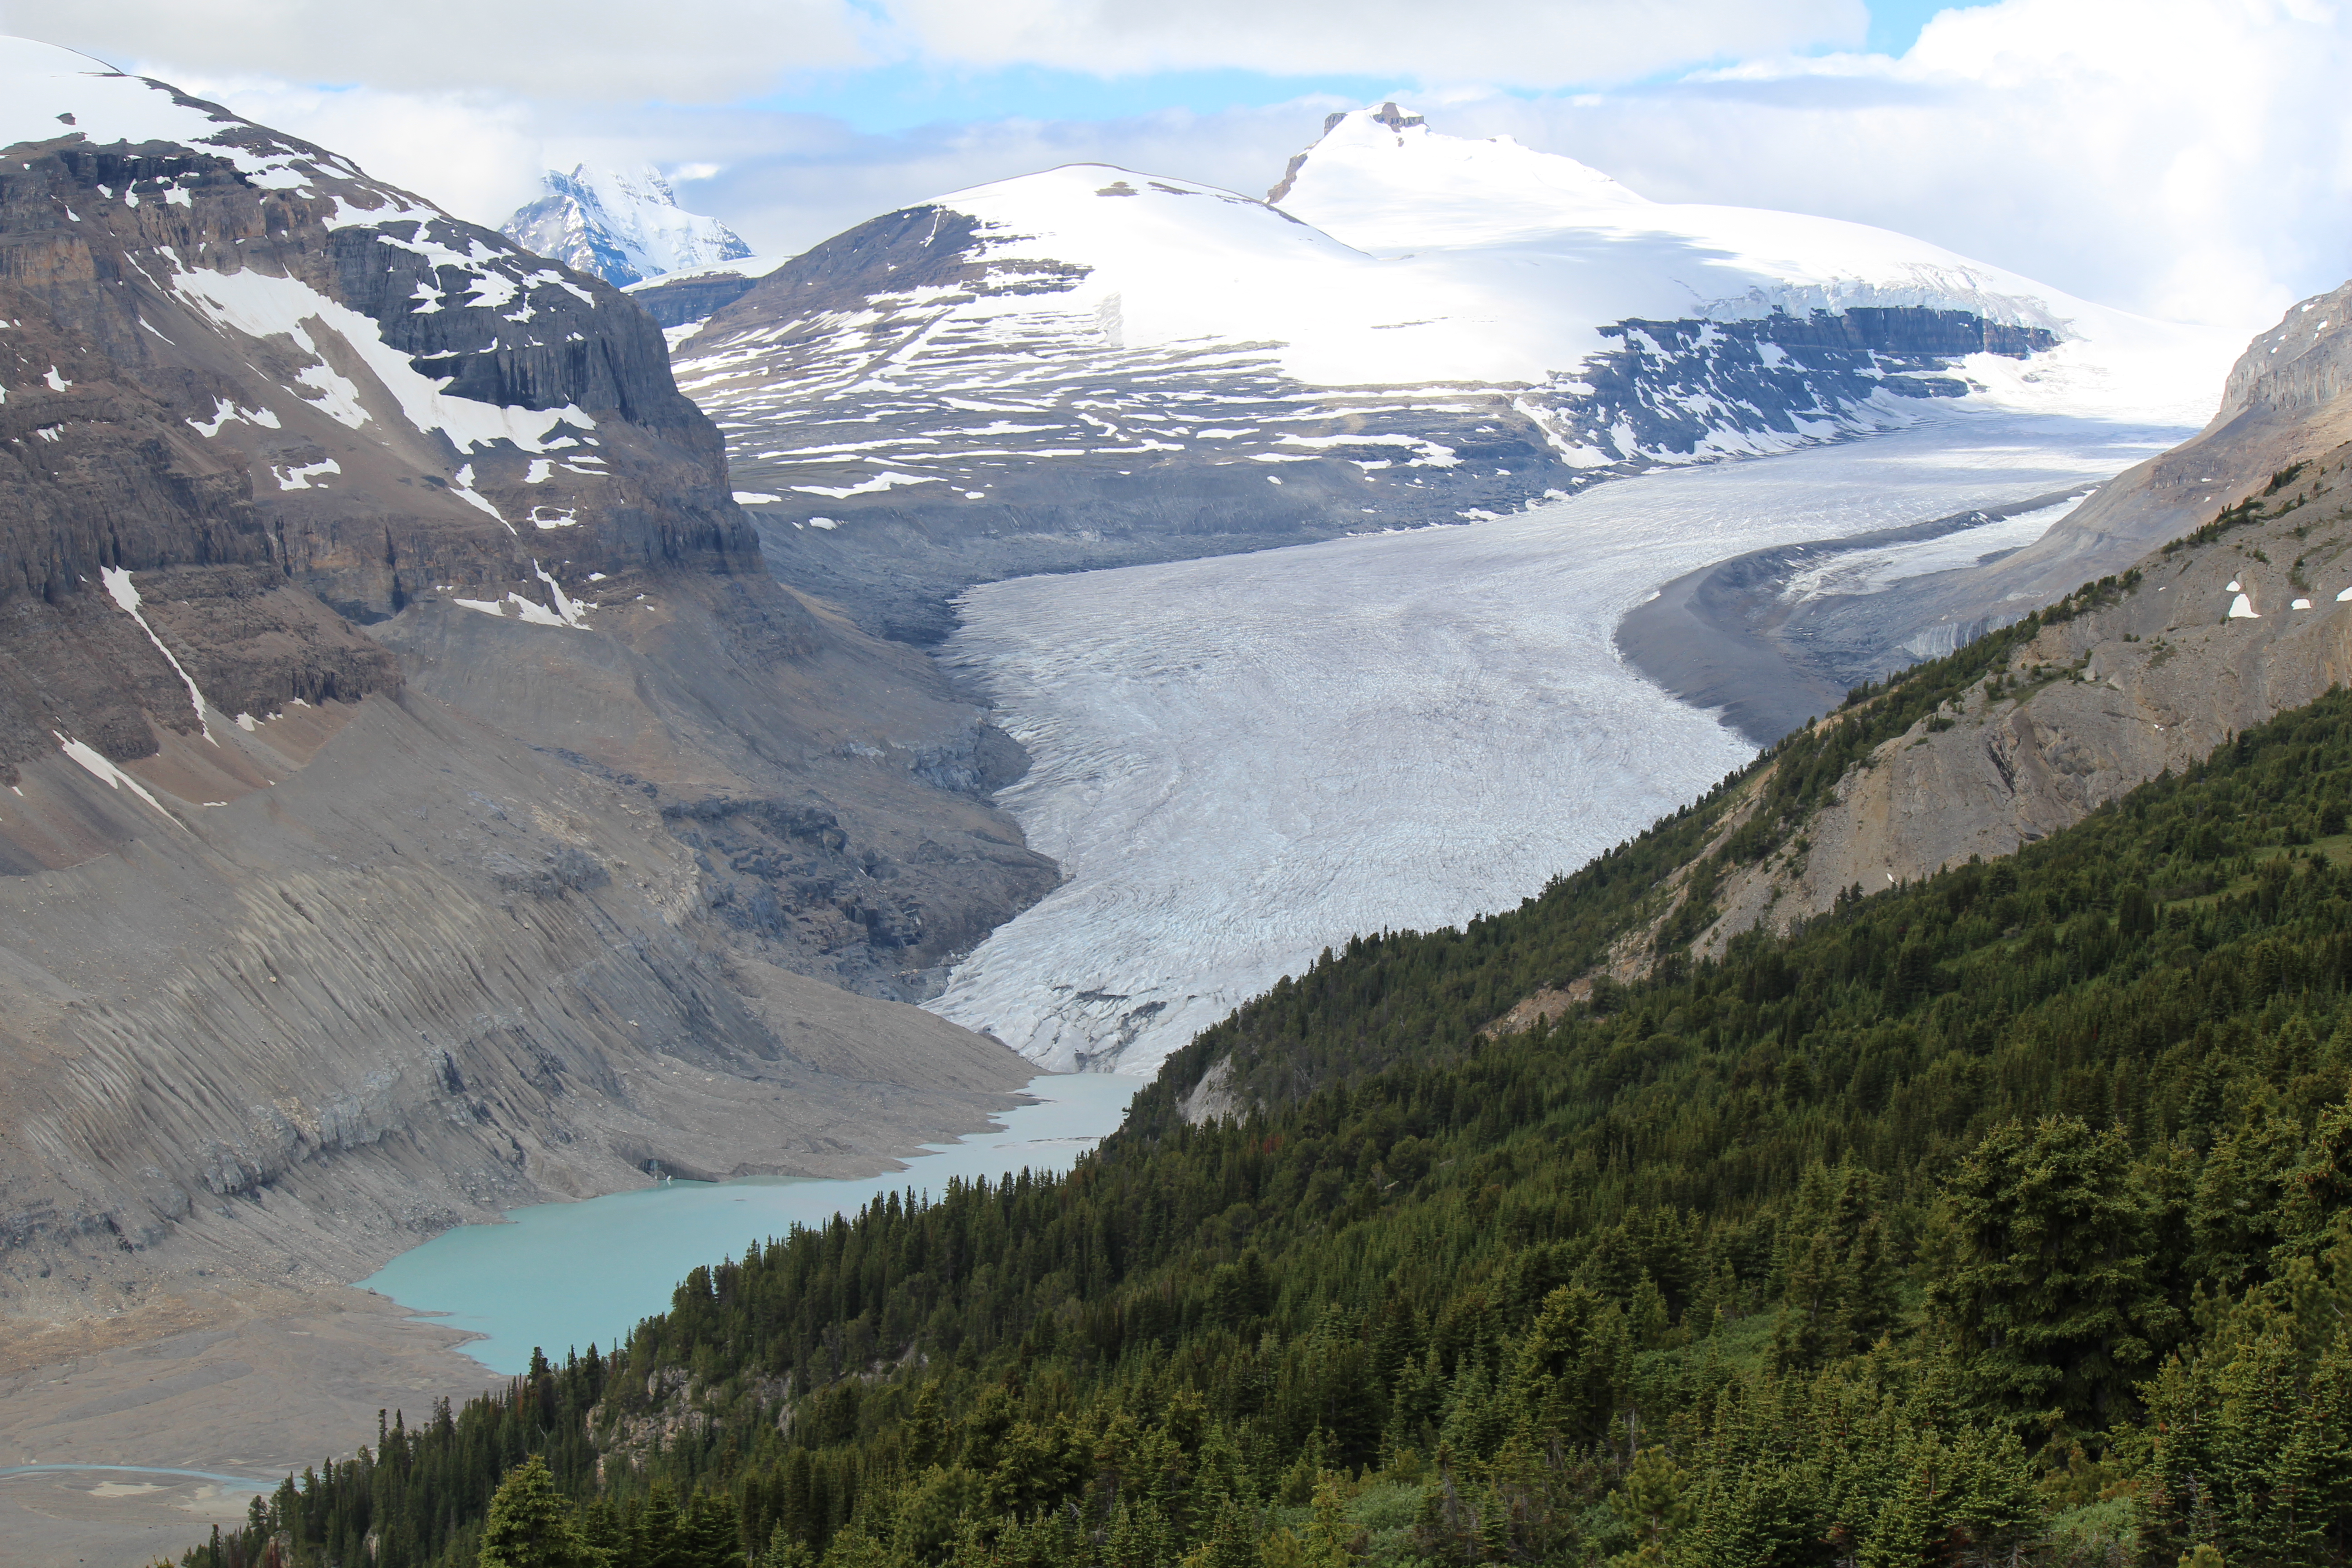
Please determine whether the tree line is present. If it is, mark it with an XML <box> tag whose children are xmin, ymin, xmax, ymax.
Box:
<box><xmin>176</xmin><ymin>683</ymin><xmax>2352</xmax><ymax>1568</ymax></box>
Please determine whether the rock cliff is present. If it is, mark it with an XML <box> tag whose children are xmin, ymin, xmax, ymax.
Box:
<box><xmin>0</xmin><ymin>39</ymin><xmax>1055</xmax><ymax>1324</ymax></box>
<box><xmin>1683</xmin><ymin>280</ymin><xmax>2352</xmax><ymax>951</ymax></box>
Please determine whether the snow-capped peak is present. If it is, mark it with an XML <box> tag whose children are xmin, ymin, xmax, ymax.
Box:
<box><xmin>501</xmin><ymin>165</ymin><xmax>751</xmax><ymax>287</ymax></box>
<box><xmin>0</xmin><ymin>34</ymin><xmax>437</xmax><ymax>230</ymax></box>
<box><xmin>1270</xmin><ymin>101</ymin><xmax>1649</xmax><ymax>248</ymax></box>
<box><xmin>1271</xmin><ymin>103</ymin><xmax>2088</xmax><ymax>343</ymax></box>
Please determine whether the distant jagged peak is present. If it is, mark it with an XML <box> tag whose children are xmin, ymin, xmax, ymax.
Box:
<box><xmin>501</xmin><ymin>162</ymin><xmax>751</xmax><ymax>287</ymax></box>
<box><xmin>1338</xmin><ymin>100</ymin><xmax>1426</xmax><ymax>136</ymax></box>
<box><xmin>1266</xmin><ymin>102</ymin><xmax>1432</xmax><ymax>205</ymax></box>
<box><xmin>1268</xmin><ymin>100</ymin><xmax>1644</xmax><ymax>238</ymax></box>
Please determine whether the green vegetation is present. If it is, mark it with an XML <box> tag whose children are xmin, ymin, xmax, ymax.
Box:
<box><xmin>178</xmin><ymin>687</ymin><xmax>2352</xmax><ymax>1568</ymax></box>
<box><xmin>2160</xmin><ymin>463</ymin><xmax>2318</xmax><ymax>559</ymax></box>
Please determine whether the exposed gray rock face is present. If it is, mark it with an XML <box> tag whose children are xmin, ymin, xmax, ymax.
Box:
<box><xmin>1618</xmin><ymin>485</ymin><xmax>2097</xmax><ymax>746</ymax></box>
<box><xmin>1758</xmin><ymin>283</ymin><xmax>2352</xmax><ymax>681</ymax></box>
<box><xmin>0</xmin><ymin>683</ymin><xmax>1036</xmax><ymax>1318</ymax></box>
<box><xmin>2219</xmin><ymin>280</ymin><xmax>2352</xmax><ymax>419</ymax></box>
<box><xmin>371</xmin><ymin>582</ymin><xmax>1057</xmax><ymax>1001</ymax></box>
<box><xmin>628</xmin><ymin>267</ymin><xmax>764</xmax><ymax>329</ymax></box>
<box><xmin>1690</xmin><ymin>283</ymin><xmax>2352</xmax><ymax>950</ymax></box>
<box><xmin>0</xmin><ymin>43</ymin><xmax>1055</xmax><ymax>1324</ymax></box>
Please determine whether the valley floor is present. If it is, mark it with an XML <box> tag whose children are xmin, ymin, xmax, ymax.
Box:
<box><xmin>927</xmin><ymin>408</ymin><xmax>2185</xmax><ymax>1076</ymax></box>
<box><xmin>0</xmin><ymin>1284</ymin><xmax>495</xmax><ymax>1568</ymax></box>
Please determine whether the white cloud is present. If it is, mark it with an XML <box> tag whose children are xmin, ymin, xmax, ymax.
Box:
<box><xmin>649</xmin><ymin>102</ymin><xmax>1351</xmax><ymax>258</ymax></box>
<box><xmin>12</xmin><ymin>0</ymin><xmax>1862</xmax><ymax>100</ymax></box>
<box><xmin>1421</xmin><ymin>0</ymin><xmax>2352</xmax><ymax>326</ymax></box>
<box><xmin>5</xmin><ymin>0</ymin><xmax>2338</xmax><ymax>334</ymax></box>
<box><xmin>8</xmin><ymin>0</ymin><xmax>867</xmax><ymax>101</ymax></box>
<box><xmin>877</xmin><ymin>0</ymin><xmax>1867</xmax><ymax>86</ymax></box>
<box><xmin>146</xmin><ymin>74</ymin><xmax>552</xmax><ymax>224</ymax></box>
<box><xmin>648</xmin><ymin>0</ymin><xmax>2352</xmax><ymax>330</ymax></box>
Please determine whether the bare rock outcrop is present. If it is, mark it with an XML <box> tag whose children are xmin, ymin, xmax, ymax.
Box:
<box><xmin>1696</xmin><ymin>284</ymin><xmax>2352</xmax><ymax>949</ymax></box>
<box><xmin>0</xmin><ymin>41</ymin><xmax>1058</xmax><ymax>1327</ymax></box>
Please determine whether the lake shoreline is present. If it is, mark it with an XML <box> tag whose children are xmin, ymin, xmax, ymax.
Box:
<box><xmin>359</xmin><ymin>1072</ymin><xmax>1141</xmax><ymax>1376</ymax></box>
<box><xmin>0</xmin><ymin>1282</ymin><xmax>500</xmax><ymax>1568</ymax></box>
<box><xmin>0</xmin><ymin>1068</ymin><xmax>1089</xmax><ymax>1568</ymax></box>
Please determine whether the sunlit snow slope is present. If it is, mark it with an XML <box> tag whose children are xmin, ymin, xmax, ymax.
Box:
<box><xmin>1276</xmin><ymin>105</ymin><xmax>2226</xmax><ymax>429</ymax></box>
<box><xmin>676</xmin><ymin>103</ymin><xmax>2235</xmax><ymax>641</ymax></box>
<box><xmin>927</xmin><ymin>410</ymin><xmax>2182</xmax><ymax>1074</ymax></box>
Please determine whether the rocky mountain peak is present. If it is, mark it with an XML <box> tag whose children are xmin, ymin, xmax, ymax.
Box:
<box><xmin>0</xmin><ymin>29</ymin><xmax>787</xmax><ymax>794</ymax></box>
<box><xmin>2210</xmin><ymin>279</ymin><xmax>2352</xmax><ymax>429</ymax></box>
<box><xmin>0</xmin><ymin>36</ymin><xmax>1061</xmax><ymax>1325</ymax></box>
<box><xmin>1272</xmin><ymin>100</ymin><xmax>1436</xmax><ymax>203</ymax></box>
<box><xmin>500</xmin><ymin>164</ymin><xmax>752</xmax><ymax>287</ymax></box>
<box><xmin>1271</xmin><ymin>103</ymin><xmax>1651</xmax><ymax>250</ymax></box>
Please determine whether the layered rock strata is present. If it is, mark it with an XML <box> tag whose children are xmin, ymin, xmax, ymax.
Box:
<box><xmin>0</xmin><ymin>39</ymin><xmax>1054</xmax><ymax>1322</ymax></box>
<box><xmin>1690</xmin><ymin>280</ymin><xmax>2352</xmax><ymax>946</ymax></box>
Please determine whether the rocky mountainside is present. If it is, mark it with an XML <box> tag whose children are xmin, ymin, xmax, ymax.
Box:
<box><xmin>659</xmin><ymin>103</ymin><xmax>2231</xmax><ymax>643</ymax></box>
<box><xmin>0</xmin><ymin>38</ymin><xmax>1056</xmax><ymax>1324</ymax></box>
<box><xmin>1614</xmin><ymin>279</ymin><xmax>2352</xmax><ymax>964</ymax></box>
<box><xmin>500</xmin><ymin>164</ymin><xmax>752</xmax><ymax>287</ymax></box>
<box><xmin>626</xmin><ymin>254</ymin><xmax>787</xmax><ymax>334</ymax></box>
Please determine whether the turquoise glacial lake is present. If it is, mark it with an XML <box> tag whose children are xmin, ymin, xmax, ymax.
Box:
<box><xmin>361</xmin><ymin>1073</ymin><xmax>1140</xmax><ymax>1375</ymax></box>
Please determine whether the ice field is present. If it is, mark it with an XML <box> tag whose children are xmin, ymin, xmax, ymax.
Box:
<box><xmin>927</xmin><ymin>410</ymin><xmax>2187</xmax><ymax>1076</ymax></box>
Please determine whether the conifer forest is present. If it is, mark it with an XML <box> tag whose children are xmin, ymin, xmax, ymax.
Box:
<box><xmin>181</xmin><ymin>676</ymin><xmax>2352</xmax><ymax>1568</ymax></box>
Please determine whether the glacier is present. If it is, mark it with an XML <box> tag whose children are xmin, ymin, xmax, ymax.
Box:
<box><xmin>925</xmin><ymin>408</ymin><xmax>2185</xmax><ymax>1076</ymax></box>
<box><xmin>677</xmin><ymin>102</ymin><xmax>2237</xmax><ymax>648</ymax></box>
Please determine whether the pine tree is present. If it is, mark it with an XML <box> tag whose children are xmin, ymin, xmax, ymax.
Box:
<box><xmin>477</xmin><ymin>1456</ymin><xmax>595</xmax><ymax>1568</ymax></box>
<box><xmin>1927</xmin><ymin>1116</ymin><xmax>2179</xmax><ymax>1432</ymax></box>
<box><xmin>683</xmin><ymin>1487</ymin><xmax>745</xmax><ymax>1568</ymax></box>
<box><xmin>1605</xmin><ymin>1446</ymin><xmax>1689</xmax><ymax>1566</ymax></box>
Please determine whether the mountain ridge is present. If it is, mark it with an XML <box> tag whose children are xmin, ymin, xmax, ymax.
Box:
<box><xmin>0</xmin><ymin>37</ymin><xmax>1056</xmax><ymax>1335</ymax></box>
<box><xmin>658</xmin><ymin>104</ymin><xmax>2232</xmax><ymax>651</ymax></box>
<box><xmin>1664</xmin><ymin>279</ymin><xmax>2352</xmax><ymax>965</ymax></box>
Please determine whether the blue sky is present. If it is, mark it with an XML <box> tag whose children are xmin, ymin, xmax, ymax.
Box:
<box><xmin>23</xmin><ymin>0</ymin><xmax>2344</xmax><ymax>324</ymax></box>
<box><xmin>745</xmin><ymin>2</ymin><xmax>1993</xmax><ymax>135</ymax></box>
<box><xmin>1864</xmin><ymin>0</ymin><xmax>1981</xmax><ymax>54</ymax></box>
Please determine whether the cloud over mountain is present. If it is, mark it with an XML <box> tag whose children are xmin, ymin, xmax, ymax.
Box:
<box><xmin>11</xmin><ymin>0</ymin><xmax>2343</xmax><ymax>328</ymax></box>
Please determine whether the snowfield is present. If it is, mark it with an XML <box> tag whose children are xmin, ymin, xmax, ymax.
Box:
<box><xmin>926</xmin><ymin>410</ymin><xmax>2185</xmax><ymax>1076</ymax></box>
<box><xmin>688</xmin><ymin>103</ymin><xmax>2238</xmax><ymax>567</ymax></box>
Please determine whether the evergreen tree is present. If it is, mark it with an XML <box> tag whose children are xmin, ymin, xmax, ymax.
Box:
<box><xmin>478</xmin><ymin>1457</ymin><xmax>595</xmax><ymax>1568</ymax></box>
<box><xmin>1926</xmin><ymin>1116</ymin><xmax>2179</xmax><ymax>1433</ymax></box>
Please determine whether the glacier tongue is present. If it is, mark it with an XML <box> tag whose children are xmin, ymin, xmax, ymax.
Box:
<box><xmin>925</xmin><ymin>410</ymin><xmax>2182</xmax><ymax>1077</ymax></box>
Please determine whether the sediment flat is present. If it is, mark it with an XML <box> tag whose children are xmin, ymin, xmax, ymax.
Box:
<box><xmin>0</xmin><ymin>1284</ymin><xmax>495</xmax><ymax>1568</ymax></box>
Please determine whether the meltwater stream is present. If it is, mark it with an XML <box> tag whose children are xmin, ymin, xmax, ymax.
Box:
<box><xmin>927</xmin><ymin>409</ymin><xmax>2187</xmax><ymax>1075</ymax></box>
<box><xmin>363</xmin><ymin>1074</ymin><xmax>1137</xmax><ymax>1374</ymax></box>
